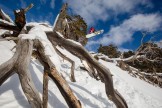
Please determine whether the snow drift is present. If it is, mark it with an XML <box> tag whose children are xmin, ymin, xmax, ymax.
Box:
<box><xmin>0</xmin><ymin>38</ymin><xmax>162</xmax><ymax>108</ymax></box>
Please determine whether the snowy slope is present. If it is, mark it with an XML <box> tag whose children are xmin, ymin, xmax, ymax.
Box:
<box><xmin>0</xmin><ymin>42</ymin><xmax>162</xmax><ymax>107</ymax></box>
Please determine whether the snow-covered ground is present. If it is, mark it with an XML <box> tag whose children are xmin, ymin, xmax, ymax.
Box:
<box><xmin>0</xmin><ymin>40</ymin><xmax>162</xmax><ymax>108</ymax></box>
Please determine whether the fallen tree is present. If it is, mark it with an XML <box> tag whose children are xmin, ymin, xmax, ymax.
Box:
<box><xmin>95</xmin><ymin>32</ymin><xmax>162</xmax><ymax>88</ymax></box>
<box><xmin>0</xmin><ymin>3</ymin><xmax>128</xmax><ymax>108</ymax></box>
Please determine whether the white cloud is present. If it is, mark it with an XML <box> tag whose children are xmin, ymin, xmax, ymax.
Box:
<box><xmin>118</xmin><ymin>48</ymin><xmax>131</xmax><ymax>52</ymax></box>
<box><xmin>50</xmin><ymin>0</ymin><xmax>55</xmax><ymax>9</ymax></box>
<box><xmin>40</xmin><ymin>0</ymin><xmax>46</xmax><ymax>4</ymax></box>
<box><xmin>66</xmin><ymin>0</ymin><xmax>152</xmax><ymax>25</ymax></box>
<box><xmin>28</xmin><ymin>12</ymin><xmax>53</xmax><ymax>25</ymax></box>
<box><xmin>86</xmin><ymin>13</ymin><xmax>162</xmax><ymax>47</ymax></box>
<box><xmin>20</xmin><ymin>0</ymin><xmax>26</xmax><ymax>8</ymax></box>
<box><xmin>0</xmin><ymin>4</ymin><xmax>12</xmax><ymax>15</ymax></box>
<box><xmin>20</xmin><ymin>0</ymin><xmax>27</xmax><ymax>8</ymax></box>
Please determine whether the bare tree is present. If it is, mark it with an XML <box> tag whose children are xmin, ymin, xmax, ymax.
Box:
<box><xmin>95</xmin><ymin>32</ymin><xmax>162</xmax><ymax>87</ymax></box>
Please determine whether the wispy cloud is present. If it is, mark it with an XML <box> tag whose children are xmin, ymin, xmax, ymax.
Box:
<box><xmin>50</xmin><ymin>0</ymin><xmax>55</xmax><ymax>9</ymax></box>
<box><xmin>40</xmin><ymin>0</ymin><xmax>46</xmax><ymax>4</ymax></box>
<box><xmin>28</xmin><ymin>12</ymin><xmax>54</xmax><ymax>25</ymax></box>
<box><xmin>86</xmin><ymin>13</ymin><xmax>162</xmax><ymax>48</ymax></box>
<box><xmin>118</xmin><ymin>48</ymin><xmax>131</xmax><ymax>52</ymax></box>
<box><xmin>20</xmin><ymin>0</ymin><xmax>27</xmax><ymax>8</ymax></box>
<box><xmin>66</xmin><ymin>0</ymin><xmax>152</xmax><ymax>25</ymax></box>
<box><xmin>0</xmin><ymin>4</ymin><xmax>12</xmax><ymax>15</ymax></box>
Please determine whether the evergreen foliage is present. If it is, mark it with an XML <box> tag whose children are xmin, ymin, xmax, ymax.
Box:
<box><xmin>127</xmin><ymin>42</ymin><xmax>162</xmax><ymax>73</ymax></box>
<box><xmin>98</xmin><ymin>44</ymin><xmax>121</xmax><ymax>58</ymax></box>
<box><xmin>57</xmin><ymin>5</ymin><xmax>88</xmax><ymax>46</ymax></box>
<box><xmin>123</xmin><ymin>51</ymin><xmax>135</xmax><ymax>58</ymax></box>
<box><xmin>66</xmin><ymin>14</ymin><xmax>88</xmax><ymax>45</ymax></box>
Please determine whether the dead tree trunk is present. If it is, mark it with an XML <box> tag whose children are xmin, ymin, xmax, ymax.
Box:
<box><xmin>0</xmin><ymin>57</ymin><xmax>16</xmax><ymax>85</ymax></box>
<box><xmin>0</xmin><ymin>22</ymin><xmax>20</xmax><ymax>32</ymax></box>
<box><xmin>0</xmin><ymin>9</ymin><xmax>13</xmax><ymax>23</ymax></box>
<box><xmin>43</xmin><ymin>68</ymin><xmax>49</xmax><ymax>108</ymax></box>
<box><xmin>35</xmin><ymin>40</ymin><xmax>82</xmax><ymax>108</ymax></box>
<box><xmin>0</xmin><ymin>3</ymin><xmax>128</xmax><ymax>108</ymax></box>
<box><xmin>46</xmin><ymin>31</ymin><xmax>128</xmax><ymax>108</ymax></box>
<box><xmin>0</xmin><ymin>39</ymin><xmax>42</xmax><ymax>108</ymax></box>
<box><xmin>54</xmin><ymin>47</ymin><xmax>76</xmax><ymax>82</ymax></box>
<box><xmin>49</xmin><ymin>67</ymin><xmax>81</xmax><ymax>108</ymax></box>
<box><xmin>17</xmin><ymin>40</ymin><xmax>42</xmax><ymax>108</ymax></box>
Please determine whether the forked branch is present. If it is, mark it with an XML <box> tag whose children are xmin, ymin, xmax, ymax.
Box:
<box><xmin>46</xmin><ymin>31</ymin><xmax>128</xmax><ymax>108</ymax></box>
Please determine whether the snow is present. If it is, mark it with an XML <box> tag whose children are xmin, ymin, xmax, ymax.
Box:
<box><xmin>0</xmin><ymin>40</ymin><xmax>16</xmax><ymax>64</ymax></box>
<box><xmin>20</xmin><ymin>24</ymin><xmax>61</xmax><ymax>71</ymax></box>
<box><xmin>65</xmin><ymin>18</ymin><xmax>69</xmax><ymax>28</ymax></box>
<box><xmin>0</xmin><ymin>9</ymin><xmax>14</xmax><ymax>23</ymax></box>
<box><xmin>0</xmin><ymin>29</ymin><xmax>8</xmax><ymax>37</ymax></box>
<box><xmin>26</xmin><ymin>22</ymin><xmax>53</xmax><ymax>32</ymax></box>
<box><xmin>15</xmin><ymin>9</ymin><xmax>20</xmax><ymax>13</ymax></box>
<box><xmin>53</xmin><ymin>14</ymin><xmax>59</xmax><ymax>30</ymax></box>
<box><xmin>0</xmin><ymin>23</ymin><xmax>162</xmax><ymax>108</ymax></box>
<box><xmin>56</xmin><ymin>31</ymin><xmax>64</xmax><ymax>37</ymax></box>
<box><xmin>0</xmin><ymin>19</ymin><xmax>14</xmax><ymax>26</ymax></box>
<box><xmin>67</xmin><ymin>39</ymin><xmax>82</xmax><ymax>46</ymax></box>
<box><xmin>100</xmin><ymin>60</ymin><xmax>162</xmax><ymax>103</ymax></box>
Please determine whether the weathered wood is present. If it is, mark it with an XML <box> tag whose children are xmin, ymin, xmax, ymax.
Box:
<box><xmin>14</xmin><ymin>9</ymin><xmax>26</xmax><ymax>29</ymax></box>
<box><xmin>0</xmin><ymin>3</ymin><xmax>129</xmax><ymax>107</ymax></box>
<box><xmin>24</xmin><ymin>3</ymin><xmax>34</xmax><ymax>13</ymax></box>
<box><xmin>49</xmin><ymin>67</ymin><xmax>81</xmax><ymax>108</ymax></box>
<box><xmin>82</xmin><ymin>60</ymin><xmax>99</xmax><ymax>80</ymax></box>
<box><xmin>0</xmin><ymin>57</ymin><xmax>16</xmax><ymax>85</ymax></box>
<box><xmin>54</xmin><ymin>3</ymin><xmax>67</xmax><ymax>31</ymax></box>
<box><xmin>35</xmin><ymin>40</ymin><xmax>82</xmax><ymax>108</ymax></box>
<box><xmin>14</xmin><ymin>4</ymin><xmax>33</xmax><ymax>29</ymax></box>
<box><xmin>55</xmin><ymin>47</ymin><xmax>76</xmax><ymax>82</ymax></box>
<box><xmin>47</xmin><ymin>31</ymin><xmax>128</xmax><ymax>108</ymax></box>
<box><xmin>0</xmin><ymin>22</ymin><xmax>20</xmax><ymax>32</ymax></box>
<box><xmin>0</xmin><ymin>40</ymin><xmax>21</xmax><ymax>85</ymax></box>
<box><xmin>0</xmin><ymin>9</ymin><xmax>13</xmax><ymax>23</ymax></box>
<box><xmin>0</xmin><ymin>39</ymin><xmax>42</xmax><ymax>108</ymax></box>
<box><xmin>43</xmin><ymin>69</ymin><xmax>49</xmax><ymax>108</ymax></box>
<box><xmin>16</xmin><ymin>39</ymin><xmax>42</xmax><ymax>108</ymax></box>
<box><xmin>34</xmin><ymin>51</ymin><xmax>49</xmax><ymax>108</ymax></box>
<box><xmin>4</xmin><ymin>37</ymin><xmax>19</xmax><ymax>41</ymax></box>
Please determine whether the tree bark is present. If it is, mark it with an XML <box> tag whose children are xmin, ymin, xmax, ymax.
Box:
<box><xmin>49</xmin><ymin>67</ymin><xmax>81</xmax><ymax>108</ymax></box>
<box><xmin>35</xmin><ymin>40</ymin><xmax>82</xmax><ymax>108</ymax></box>
<box><xmin>0</xmin><ymin>39</ymin><xmax>22</xmax><ymax>85</ymax></box>
<box><xmin>0</xmin><ymin>22</ymin><xmax>20</xmax><ymax>32</ymax></box>
<box><xmin>43</xmin><ymin>69</ymin><xmax>49</xmax><ymax>108</ymax></box>
<box><xmin>0</xmin><ymin>9</ymin><xmax>13</xmax><ymax>23</ymax></box>
<box><xmin>16</xmin><ymin>39</ymin><xmax>42</xmax><ymax>108</ymax></box>
<box><xmin>0</xmin><ymin>39</ymin><xmax>42</xmax><ymax>108</ymax></box>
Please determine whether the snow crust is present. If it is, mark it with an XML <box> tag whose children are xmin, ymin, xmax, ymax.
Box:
<box><xmin>65</xmin><ymin>18</ymin><xmax>69</xmax><ymax>28</ymax></box>
<box><xmin>67</xmin><ymin>39</ymin><xmax>82</xmax><ymax>46</ymax></box>
<box><xmin>19</xmin><ymin>23</ymin><xmax>61</xmax><ymax>71</ymax></box>
<box><xmin>0</xmin><ymin>23</ymin><xmax>162</xmax><ymax>108</ymax></box>
<box><xmin>15</xmin><ymin>9</ymin><xmax>20</xmax><ymax>13</ymax></box>
<box><xmin>0</xmin><ymin>29</ymin><xmax>8</xmax><ymax>37</ymax></box>
<box><xmin>27</xmin><ymin>22</ymin><xmax>53</xmax><ymax>32</ymax></box>
<box><xmin>53</xmin><ymin>14</ymin><xmax>59</xmax><ymax>29</ymax></box>
<box><xmin>1</xmin><ymin>9</ymin><xmax>14</xmax><ymax>23</ymax></box>
<box><xmin>56</xmin><ymin>31</ymin><xmax>64</xmax><ymax>37</ymax></box>
<box><xmin>0</xmin><ymin>19</ymin><xmax>14</xmax><ymax>26</ymax></box>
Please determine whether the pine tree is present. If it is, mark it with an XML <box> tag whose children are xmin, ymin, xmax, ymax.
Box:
<box><xmin>98</xmin><ymin>44</ymin><xmax>121</xmax><ymax>58</ymax></box>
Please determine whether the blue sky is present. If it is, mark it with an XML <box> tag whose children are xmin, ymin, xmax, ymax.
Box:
<box><xmin>0</xmin><ymin>0</ymin><xmax>162</xmax><ymax>52</ymax></box>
